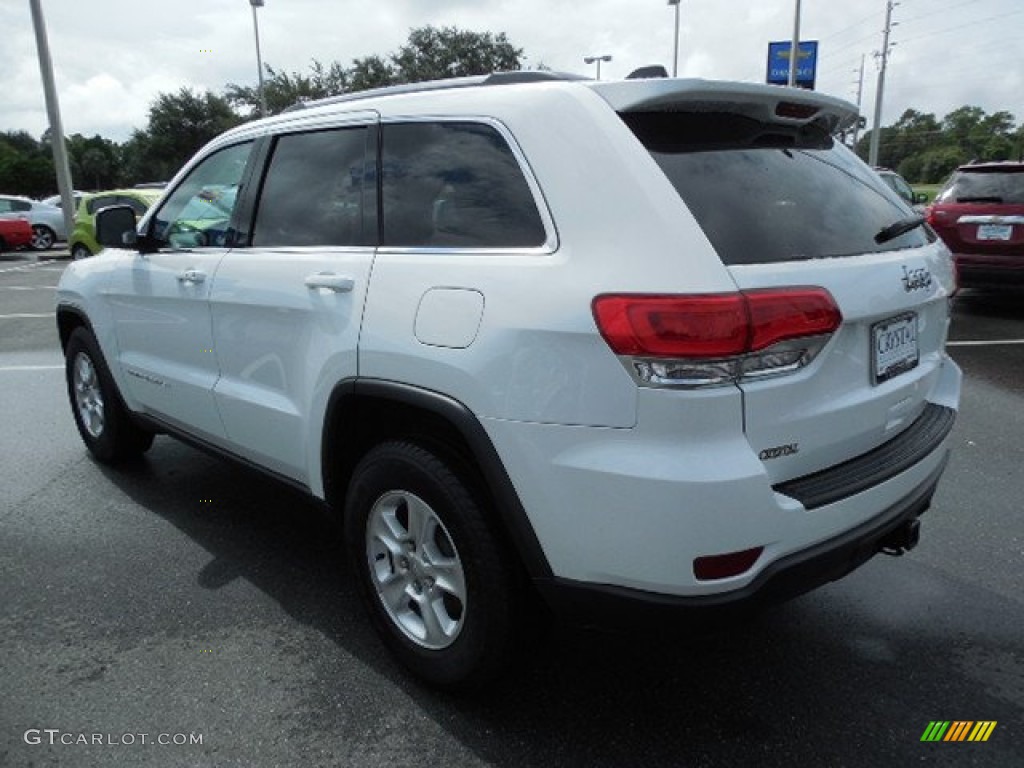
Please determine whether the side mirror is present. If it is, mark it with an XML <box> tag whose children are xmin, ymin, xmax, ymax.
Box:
<box><xmin>95</xmin><ymin>205</ymin><xmax>138</xmax><ymax>249</ymax></box>
<box><xmin>913</xmin><ymin>192</ymin><xmax>928</xmax><ymax>205</ymax></box>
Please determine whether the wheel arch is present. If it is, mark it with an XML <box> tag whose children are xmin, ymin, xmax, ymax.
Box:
<box><xmin>322</xmin><ymin>379</ymin><xmax>553</xmax><ymax>580</ymax></box>
<box><xmin>56</xmin><ymin>305</ymin><xmax>93</xmax><ymax>352</ymax></box>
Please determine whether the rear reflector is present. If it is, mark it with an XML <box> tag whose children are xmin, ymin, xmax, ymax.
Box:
<box><xmin>693</xmin><ymin>546</ymin><xmax>764</xmax><ymax>581</ymax></box>
<box><xmin>592</xmin><ymin>288</ymin><xmax>840</xmax><ymax>359</ymax></box>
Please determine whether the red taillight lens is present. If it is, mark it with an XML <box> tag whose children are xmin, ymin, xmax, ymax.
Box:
<box><xmin>592</xmin><ymin>288</ymin><xmax>840</xmax><ymax>359</ymax></box>
<box><xmin>592</xmin><ymin>294</ymin><xmax>748</xmax><ymax>357</ymax></box>
<box><xmin>746</xmin><ymin>288</ymin><xmax>842</xmax><ymax>351</ymax></box>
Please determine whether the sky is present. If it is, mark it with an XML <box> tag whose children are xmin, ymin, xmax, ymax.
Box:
<box><xmin>2</xmin><ymin>0</ymin><xmax>1022</xmax><ymax>143</ymax></box>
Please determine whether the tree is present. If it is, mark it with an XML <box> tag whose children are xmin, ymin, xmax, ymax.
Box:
<box><xmin>225</xmin><ymin>59</ymin><xmax>349</xmax><ymax>117</ymax></box>
<box><xmin>133</xmin><ymin>88</ymin><xmax>241</xmax><ymax>181</ymax></box>
<box><xmin>347</xmin><ymin>55</ymin><xmax>397</xmax><ymax>92</ymax></box>
<box><xmin>390</xmin><ymin>26</ymin><xmax>523</xmax><ymax>83</ymax></box>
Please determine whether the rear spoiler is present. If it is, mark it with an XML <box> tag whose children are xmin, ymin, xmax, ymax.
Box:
<box><xmin>589</xmin><ymin>79</ymin><xmax>859</xmax><ymax>135</ymax></box>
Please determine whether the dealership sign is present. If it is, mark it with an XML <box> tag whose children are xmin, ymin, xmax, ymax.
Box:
<box><xmin>766</xmin><ymin>41</ymin><xmax>818</xmax><ymax>89</ymax></box>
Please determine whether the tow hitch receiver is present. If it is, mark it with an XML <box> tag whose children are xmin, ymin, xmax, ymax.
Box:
<box><xmin>880</xmin><ymin>519</ymin><xmax>921</xmax><ymax>556</ymax></box>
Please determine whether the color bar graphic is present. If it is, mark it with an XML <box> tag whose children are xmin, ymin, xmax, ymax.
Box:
<box><xmin>921</xmin><ymin>721</ymin><xmax>996</xmax><ymax>742</ymax></box>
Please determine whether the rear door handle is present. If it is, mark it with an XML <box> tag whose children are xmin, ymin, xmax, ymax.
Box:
<box><xmin>177</xmin><ymin>269</ymin><xmax>206</xmax><ymax>284</ymax></box>
<box><xmin>305</xmin><ymin>273</ymin><xmax>355</xmax><ymax>293</ymax></box>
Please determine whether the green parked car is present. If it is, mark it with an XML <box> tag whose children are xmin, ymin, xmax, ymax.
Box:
<box><xmin>69</xmin><ymin>189</ymin><xmax>162</xmax><ymax>259</ymax></box>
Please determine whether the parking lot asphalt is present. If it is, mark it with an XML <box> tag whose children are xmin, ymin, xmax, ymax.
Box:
<box><xmin>1</xmin><ymin>252</ymin><xmax>1021</xmax><ymax>767</ymax></box>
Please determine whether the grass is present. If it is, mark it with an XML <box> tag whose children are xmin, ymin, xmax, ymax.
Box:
<box><xmin>912</xmin><ymin>184</ymin><xmax>942</xmax><ymax>204</ymax></box>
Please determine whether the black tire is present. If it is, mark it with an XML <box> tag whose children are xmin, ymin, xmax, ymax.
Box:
<box><xmin>344</xmin><ymin>441</ymin><xmax>520</xmax><ymax>689</ymax></box>
<box><xmin>31</xmin><ymin>224</ymin><xmax>56</xmax><ymax>251</ymax></box>
<box><xmin>71</xmin><ymin>244</ymin><xmax>92</xmax><ymax>260</ymax></box>
<box><xmin>65</xmin><ymin>327</ymin><xmax>154</xmax><ymax>463</ymax></box>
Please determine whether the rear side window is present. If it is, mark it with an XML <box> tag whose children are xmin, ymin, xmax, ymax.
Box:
<box><xmin>381</xmin><ymin>121</ymin><xmax>546</xmax><ymax>249</ymax></box>
<box><xmin>936</xmin><ymin>169</ymin><xmax>1024</xmax><ymax>204</ymax></box>
<box><xmin>622</xmin><ymin>112</ymin><xmax>930</xmax><ymax>265</ymax></box>
<box><xmin>253</xmin><ymin>127</ymin><xmax>374</xmax><ymax>247</ymax></box>
<box><xmin>0</xmin><ymin>198</ymin><xmax>32</xmax><ymax>213</ymax></box>
<box><xmin>86</xmin><ymin>195</ymin><xmax>119</xmax><ymax>215</ymax></box>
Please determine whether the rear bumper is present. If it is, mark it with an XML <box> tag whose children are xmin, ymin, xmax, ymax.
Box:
<box><xmin>535</xmin><ymin>449</ymin><xmax>949</xmax><ymax>628</ymax></box>
<box><xmin>954</xmin><ymin>252</ymin><xmax>1024</xmax><ymax>286</ymax></box>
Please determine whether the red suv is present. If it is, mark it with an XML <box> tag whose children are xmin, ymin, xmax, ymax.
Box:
<box><xmin>926</xmin><ymin>162</ymin><xmax>1024</xmax><ymax>287</ymax></box>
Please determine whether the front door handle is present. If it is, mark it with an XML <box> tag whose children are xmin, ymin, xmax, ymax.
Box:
<box><xmin>177</xmin><ymin>269</ymin><xmax>206</xmax><ymax>284</ymax></box>
<box><xmin>305</xmin><ymin>273</ymin><xmax>355</xmax><ymax>293</ymax></box>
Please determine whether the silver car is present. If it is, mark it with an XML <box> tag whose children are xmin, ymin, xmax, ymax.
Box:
<box><xmin>0</xmin><ymin>194</ymin><xmax>67</xmax><ymax>250</ymax></box>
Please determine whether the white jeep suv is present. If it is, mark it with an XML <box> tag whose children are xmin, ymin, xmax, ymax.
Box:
<box><xmin>57</xmin><ymin>72</ymin><xmax>961</xmax><ymax>688</ymax></box>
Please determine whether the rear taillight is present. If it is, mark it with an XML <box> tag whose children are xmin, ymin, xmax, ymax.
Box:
<box><xmin>592</xmin><ymin>287</ymin><xmax>840</xmax><ymax>387</ymax></box>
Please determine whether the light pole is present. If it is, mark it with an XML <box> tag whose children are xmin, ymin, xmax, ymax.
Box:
<box><xmin>787</xmin><ymin>0</ymin><xmax>802</xmax><ymax>87</ymax></box>
<box><xmin>583</xmin><ymin>54</ymin><xmax>612</xmax><ymax>80</ymax></box>
<box><xmin>667</xmin><ymin>0</ymin><xmax>681</xmax><ymax>78</ymax></box>
<box><xmin>28</xmin><ymin>0</ymin><xmax>74</xmax><ymax>240</ymax></box>
<box><xmin>249</xmin><ymin>0</ymin><xmax>267</xmax><ymax>117</ymax></box>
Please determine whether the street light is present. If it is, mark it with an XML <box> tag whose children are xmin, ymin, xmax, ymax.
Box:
<box><xmin>788</xmin><ymin>0</ymin><xmax>802</xmax><ymax>87</ymax></box>
<box><xmin>249</xmin><ymin>0</ymin><xmax>267</xmax><ymax>117</ymax></box>
<box><xmin>584</xmin><ymin>54</ymin><xmax>612</xmax><ymax>80</ymax></box>
<box><xmin>667</xmin><ymin>0</ymin><xmax>681</xmax><ymax>78</ymax></box>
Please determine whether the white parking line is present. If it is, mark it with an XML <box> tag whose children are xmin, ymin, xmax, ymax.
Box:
<box><xmin>947</xmin><ymin>339</ymin><xmax>1024</xmax><ymax>347</ymax></box>
<box><xmin>0</xmin><ymin>259</ymin><xmax>58</xmax><ymax>274</ymax></box>
<box><xmin>0</xmin><ymin>313</ymin><xmax>53</xmax><ymax>319</ymax></box>
<box><xmin>0</xmin><ymin>365</ymin><xmax>63</xmax><ymax>371</ymax></box>
<box><xmin>0</xmin><ymin>285</ymin><xmax>59</xmax><ymax>291</ymax></box>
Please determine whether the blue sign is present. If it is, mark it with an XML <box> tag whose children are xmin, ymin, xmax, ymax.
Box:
<box><xmin>767</xmin><ymin>40</ymin><xmax>818</xmax><ymax>90</ymax></box>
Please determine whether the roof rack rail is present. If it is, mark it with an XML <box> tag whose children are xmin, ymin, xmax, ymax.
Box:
<box><xmin>283</xmin><ymin>70</ymin><xmax>588</xmax><ymax>113</ymax></box>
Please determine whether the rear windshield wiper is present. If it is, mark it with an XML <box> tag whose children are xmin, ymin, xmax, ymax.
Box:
<box><xmin>875</xmin><ymin>214</ymin><xmax>926</xmax><ymax>244</ymax></box>
<box><xmin>955</xmin><ymin>196</ymin><xmax>1003</xmax><ymax>203</ymax></box>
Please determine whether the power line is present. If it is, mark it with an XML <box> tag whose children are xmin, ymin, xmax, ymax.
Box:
<box><xmin>898</xmin><ymin>7</ymin><xmax>1024</xmax><ymax>45</ymax></box>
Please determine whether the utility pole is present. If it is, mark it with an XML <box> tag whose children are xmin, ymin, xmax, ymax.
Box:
<box><xmin>28</xmin><ymin>0</ymin><xmax>74</xmax><ymax>240</ymax></box>
<box><xmin>787</xmin><ymin>0</ymin><xmax>802</xmax><ymax>87</ymax></box>
<box><xmin>852</xmin><ymin>54</ymin><xmax>866</xmax><ymax>146</ymax></box>
<box><xmin>868</xmin><ymin>0</ymin><xmax>896</xmax><ymax>167</ymax></box>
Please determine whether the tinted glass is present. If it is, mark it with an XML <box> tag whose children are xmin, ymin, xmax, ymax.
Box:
<box><xmin>880</xmin><ymin>172</ymin><xmax>914</xmax><ymax>204</ymax></box>
<box><xmin>381</xmin><ymin>122</ymin><xmax>546</xmax><ymax>248</ymax></box>
<box><xmin>622</xmin><ymin>112</ymin><xmax>929</xmax><ymax>265</ymax></box>
<box><xmin>152</xmin><ymin>142</ymin><xmax>252</xmax><ymax>249</ymax></box>
<box><xmin>0</xmin><ymin>198</ymin><xmax>31</xmax><ymax>213</ymax></box>
<box><xmin>936</xmin><ymin>169</ymin><xmax>1024</xmax><ymax>204</ymax></box>
<box><xmin>86</xmin><ymin>195</ymin><xmax>118</xmax><ymax>215</ymax></box>
<box><xmin>117</xmin><ymin>195</ymin><xmax>152</xmax><ymax>216</ymax></box>
<box><xmin>253</xmin><ymin>127</ymin><xmax>372</xmax><ymax>247</ymax></box>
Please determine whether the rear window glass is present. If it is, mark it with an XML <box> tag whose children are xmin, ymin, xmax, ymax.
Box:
<box><xmin>935</xmin><ymin>169</ymin><xmax>1024</xmax><ymax>204</ymax></box>
<box><xmin>622</xmin><ymin>112</ymin><xmax>930</xmax><ymax>265</ymax></box>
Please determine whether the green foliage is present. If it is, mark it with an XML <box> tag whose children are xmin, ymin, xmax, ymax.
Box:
<box><xmin>390</xmin><ymin>26</ymin><xmax>523</xmax><ymax>83</ymax></box>
<box><xmin>857</xmin><ymin>105</ymin><xmax>1021</xmax><ymax>183</ymax></box>
<box><xmin>3</xmin><ymin>25</ymin><xmax>526</xmax><ymax>195</ymax></box>
<box><xmin>135</xmin><ymin>88</ymin><xmax>241</xmax><ymax>181</ymax></box>
<box><xmin>225</xmin><ymin>26</ymin><xmax>524</xmax><ymax>117</ymax></box>
<box><xmin>225</xmin><ymin>59</ymin><xmax>349</xmax><ymax>118</ymax></box>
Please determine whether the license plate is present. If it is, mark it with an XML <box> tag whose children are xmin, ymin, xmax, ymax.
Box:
<box><xmin>872</xmin><ymin>313</ymin><xmax>918</xmax><ymax>384</ymax></box>
<box><xmin>977</xmin><ymin>223</ymin><xmax>1012</xmax><ymax>241</ymax></box>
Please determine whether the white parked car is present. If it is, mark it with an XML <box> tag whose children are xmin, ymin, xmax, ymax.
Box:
<box><xmin>0</xmin><ymin>194</ymin><xmax>67</xmax><ymax>250</ymax></box>
<box><xmin>56</xmin><ymin>73</ymin><xmax>961</xmax><ymax>688</ymax></box>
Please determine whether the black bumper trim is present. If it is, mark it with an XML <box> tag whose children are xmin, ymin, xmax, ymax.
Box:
<box><xmin>774</xmin><ymin>403</ymin><xmax>956</xmax><ymax>510</ymax></box>
<box><xmin>534</xmin><ymin>450</ymin><xmax>949</xmax><ymax>628</ymax></box>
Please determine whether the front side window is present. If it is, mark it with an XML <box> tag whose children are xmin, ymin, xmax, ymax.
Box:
<box><xmin>252</xmin><ymin>127</ymin><xmax>372</xmax><ymax>247</ymax></box>
<box><xmin>380</xmin><ymin>121</ymin><xmax>546</xmax><ymax>249</ymax></box>
<box><xmin>152</xmin><ymin>142</ymin><xmax>252</xmax><ymax>249</ymax></box>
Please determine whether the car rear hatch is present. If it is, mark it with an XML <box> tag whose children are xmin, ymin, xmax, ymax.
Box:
<box><xmin>928</xmin><ymin>166</ymin><xmax>1024</xmax><ymax>257</ymax></box>
<box><xmin>593</xmin><ymin>79</ymin><xmax>956</xmax><ymax>486</ymax></box>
